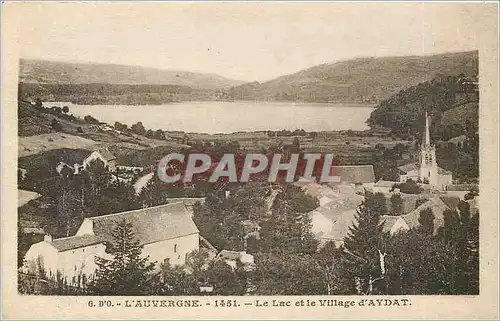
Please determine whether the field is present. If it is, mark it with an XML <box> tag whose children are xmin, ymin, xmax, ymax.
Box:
<box><xmin>18</xmin><ymin>133</ymin><xmax>100</xmax><ymax>158</ymax></box>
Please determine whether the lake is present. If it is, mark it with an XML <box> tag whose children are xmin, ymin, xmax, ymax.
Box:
<box><xmin>50</xmin><ymin>101</ymin><xmax>375</xmax><ymax>134</ymax></box>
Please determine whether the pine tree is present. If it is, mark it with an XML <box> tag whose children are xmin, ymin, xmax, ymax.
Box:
<box><xmin>88</xmin><ymin>219</ymin><xmax>158</xmax><ymax>295</ymax></box>
<box><xmin>390</xmin><ymin>193</ymin><xmax>403</xmax><ymax>216</ymax></box>
<box><xmin>342</xmin><ymin>192</ymin><xmax>386</xmax><ymax>294</ymax></box>
<box><xmin>372</xmin><ymin>192</ymin><xmax>388</xmax><ymax>216</ymax></box>
<box><xmin>138</xmin><ymin>174</ymin><xmax>169</xmax><ymax>207</ymax></box>
<box><xmin>418</xmin><ymin>208</ymin><xmax>435</xmax><ymax>235</ymax></box>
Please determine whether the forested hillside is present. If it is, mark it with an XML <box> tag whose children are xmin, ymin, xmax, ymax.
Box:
<box><xmin>367</xmin><ymin>74</ymin><xmax>478</xmax><ymax>140</ymax></box>
<box><xmin>228</xmin><ymin>51</ymin><xmax>478</xmax><ymax>103</ymax></box>
<box><xmin>368</xmin><ymin>74</ymin><xmax>479</xmax><ymax>180</ymax></box>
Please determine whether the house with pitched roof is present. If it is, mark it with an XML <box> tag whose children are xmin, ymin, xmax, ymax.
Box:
<box><xmin>81</xmin><ymin>148</ymin><xmax>116</xmax><ymax>172</ymax></box>
<box><xmin>308</xmin><ymin>193</ymin><xmax>365</xmax><ymax>247</ymax></box>
<box><xmin>56</xmin><ymin>148</ymin><xmax>117</xmax><ymax>175</ymax></box>
<box><xmin>380</xmin><ymin>197</ymin><xmax>452</xmax><ymax>235</ymax></box>
<box><xmin>22</xmin><ymin>202</ymin><xmax>200</xmax><ymax>282</ymax></box>
<box><xmin>331</xmin><ymin>165</ymin><xmax>376</xmax><ymax>185</ymax></box>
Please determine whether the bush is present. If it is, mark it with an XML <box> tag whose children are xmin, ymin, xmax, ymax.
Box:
<box><xmin>51</xmin><ymin>119</ymin><xmax>62</xmax><ymax>131</ymax></box>
<box><xmin>394</xmin><ymin>179</ymin><xmax>422</xmax><ymax>194</ymax></box>
<box><xmin>84</xmin><ymin>115</ymin><xmax>99</xmax><ymax>124</ymax></box>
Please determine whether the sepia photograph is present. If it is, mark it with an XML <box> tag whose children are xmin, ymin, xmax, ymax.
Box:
<box><xmin>2</xmin><ymin>1</ymin><xmax>499</xmax><ymax>320</ymax></box>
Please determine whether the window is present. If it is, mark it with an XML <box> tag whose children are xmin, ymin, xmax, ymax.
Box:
<box><xmin>174</xmin><ymin>244</ymin><xmax>178</xmax><ymax>253</ymax></box>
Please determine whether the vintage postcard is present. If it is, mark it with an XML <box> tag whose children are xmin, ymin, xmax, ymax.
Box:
<box><xmin>1</xmin><ymin>1</ymin><xmax>499</xmax><ymax>320</ymax></box>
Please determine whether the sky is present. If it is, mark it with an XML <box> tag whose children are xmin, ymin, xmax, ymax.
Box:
<box><xmin>13</xmin><ymin>2</ymin><xmax>495</xmax><ymax>82</ymax></box>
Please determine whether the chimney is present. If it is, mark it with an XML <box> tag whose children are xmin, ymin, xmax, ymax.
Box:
<box><xmin>44</xmin><ymin>234</ymin><xmax>52</xmax><ymax>242</ymax></box>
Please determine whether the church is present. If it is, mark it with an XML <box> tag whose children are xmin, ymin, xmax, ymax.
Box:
<box><xmin>397</xmin><ymin>112</ymin><xmax>452</xmax><ymax>190</ymax></box>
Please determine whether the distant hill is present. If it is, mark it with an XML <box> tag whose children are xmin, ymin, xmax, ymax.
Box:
<box><xmin>19</xmin><ymin>59</ymin><xmax>244</xmax><ymax>90</ymax></box>
<box><xmin>228</xmin><ymin>51</ymin><xmax>479</xmax><ymax>103</ymax></box>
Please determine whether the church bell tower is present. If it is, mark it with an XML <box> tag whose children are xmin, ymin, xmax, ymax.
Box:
<box><xmin>419</xmin><ymin>112</ymin><xmax>438</xmax><ymax>186</ymax></box>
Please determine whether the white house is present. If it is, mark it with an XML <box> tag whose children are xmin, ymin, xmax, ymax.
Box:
<box><xmin>81</xmin><ymin>148</ymin><xmax>117</xmax><ymax>172</ymax></box>
<box><xmin>55</xmin><ymin>148</ymin><xmax>117</xmax><ymax>176</ymax></box>
<box><xmin>22</xmin><ymin>234</ymin><xmax>106</xmax><ymax>283</ymax></box>
<box><xmin>22</xmin><ymin>201</ymin><xmax>200</xmax><ymax>282</ymax></box>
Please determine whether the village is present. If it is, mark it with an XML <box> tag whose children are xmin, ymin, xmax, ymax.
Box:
<box><xmin>17</xmin><ymin>78</ymin><xmax>480</xmax><ymax>295</ymax></box>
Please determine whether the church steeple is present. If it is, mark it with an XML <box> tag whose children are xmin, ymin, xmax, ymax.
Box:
<box><xmin>419</xmin><ymin>111</ymin><xmax>438</xmax><ymax>186</ymax></box>
<box><xmin>424</xmin><ymin>111</ymin><xmax>431</xmax><ymax>147</ymax></box>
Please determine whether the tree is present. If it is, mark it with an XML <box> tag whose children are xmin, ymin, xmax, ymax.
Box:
<box><xmin>464</xmin><ymin>189</ymin><xmax>478</xmax><ymax>200</ymax></box>
<box><xmin>415</xmin><ymin>198</ymin><xmax>429</xmax><ymax>209</ymax></box>
<box><xmin>158</xmin><ymin>262</ymin><xmax>199</xmax><ymax>295</ymax></box>
<box><xmin>138</xmin><ymin>175</ymin><xmax>170</xmax><ymax>207</ymax></box>
<box><xmin>62</xmin><ymin>106</ymin><xmax>69</xmax><ymax>114</ymax></box>
<box><xmin>418</xmin><ymin>208</ymin><xmax>435</xmax><ymax>234</ymax></box>
<box><xmin>145</xmin><ymin>129</ymin><xmax>154</xmax><ymax>138</ymax></box>
<box><xmin>394</xmin><ymin>179</ymin><xmax>422</xmax><ymax>194</ymax></box>
<box><xmin>259</xmin><ymin>185</ymin><xmax>319</xmax><ymax>255</ymax></box>
<box><xmin>253</xmin><ymin>252</ymin><xmax>327</xmax><ymax>295</ymax></box>
<box><xmin>114</xmin><ymin>121</ymin><xmax>128</xmax><ymax>132</ymax></box>
<box><xmin>51</xmin><ymin>119</ymin><xmax>62</xmax><ymax>131</ymax></box>
<box><xmin>84</xmin><ymin>115</ymin><xmax>99</xmax><ymax>124</ymax></box>
<box><xmin>390</xmin><ymin>194</ymin><xmax>403</xmax><ymax>216</ymax></box>
<box><xmin>384</xmin><ymin>229</ymin><xmax>459</xmax><ymax>294</ymax></box>
<box><xmin>372</xmin><ymin>192</ymin><xmax>388</xmax><ymax>216</ymax></box>
<box><xmin>84</xmin><ymin>159</ymin><xmax>112</xmax><ymax>196</ymax></box>
<box><xmin>34</xmin><ymin>97</ymin><xmax>43</xmax><ymax>108</ymax></box>
<box><xmin>341</xmin><ymin>193</ymin><xmax>387</xmax><ymax>294</ymax></box>
<box><xmin>94</xmin><ymin>180</ymin><xmax>140</xmax><ymax>215</ymax></box>
<box><xmin>291</xmin><ymin>137</ymin><xmax>301</xmax><ymax>153</ymax></box>
<box><xmin>205</xmin><ymin>259</ymin><xmax>245</xmax><ymax>295</ymax></box>
<box><xmin>131</xmin><ymin>122</ymin><xmax>146</xmax><ymax>135</ymax></box>
<box><xmin>153</xmin><ymin>129</ymin><xmax>165</xmax><ymax>140</ymax></box>
<box><xmin>88</xmin><ymin>219</ymin><xmax>158</xmax><ymax>295</ymax></box>
<box><xmin>185</xmin><ymin>249</ymin><xmax>211</xmax><ymax>276</ymax></box>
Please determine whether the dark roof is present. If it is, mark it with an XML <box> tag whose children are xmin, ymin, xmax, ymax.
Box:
<box><xmin>331</xmin><ymin>165</ymin><xmax>375</xmax><ymax>184</ymax></box>
<box><xmin>50</xmin><ymin>235</ymin><xmax>103</xmax><ymax>252</ymax></box>
<box><xmin>397</xmin><ymin>162</ymin><xmax>420</xmax><ymax>174</ymax></box>
<box><xmin>87</xmin><ymin>202</ymin><xmax>199</xmax><ymax>245</ymax></box>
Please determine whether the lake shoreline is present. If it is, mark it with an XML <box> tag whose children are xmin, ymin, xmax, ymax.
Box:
<box><xmin>45</xmin><ymin>100</ymin><xmax>376</xmax><ymax>108</ymax></box>
<box><xmin>48</xmin><ymin>101</ymin><xmax>376</xmax><ymax>135</ymax></box>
